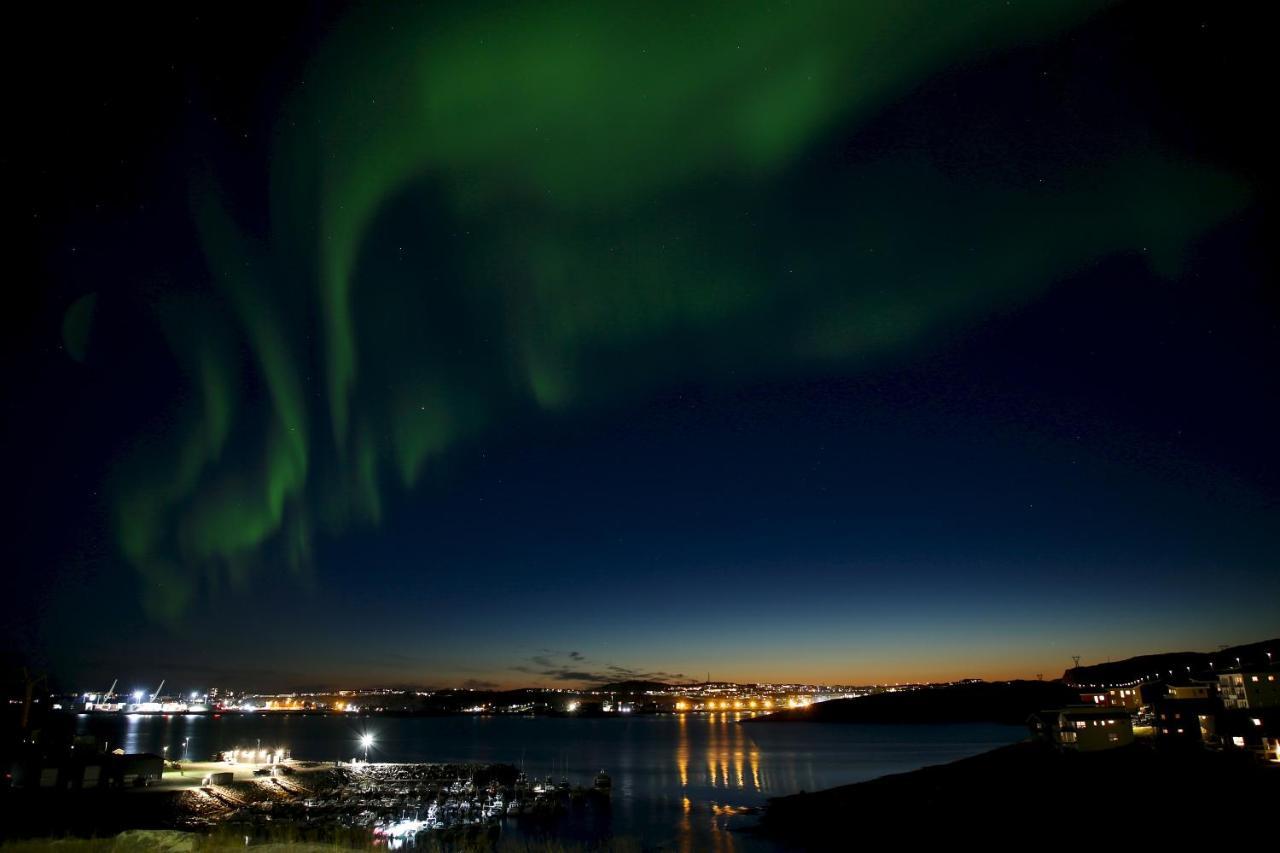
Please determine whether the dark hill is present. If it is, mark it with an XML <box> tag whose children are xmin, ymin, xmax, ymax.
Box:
<box><xmin>758</xmin><ymin>740</ymin><xmax>1278</xmax><ymax>844</ymax></box>
<box><xmin>745</xmin><ymin>680</ymin><xmax>1078</xmax><ymax>725</ymax></box>
<box><xmin>1066</xmin><ymin>638</ymin><xmax>1279</xmax><ymax>686</ymax></box>
<box><xmin>595</xmin><ymin>680</ymin><xmax>671</xmax><ymax>693</ymax></box>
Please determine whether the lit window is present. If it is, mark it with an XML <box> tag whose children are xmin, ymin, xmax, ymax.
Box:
<box><xmin>1252</xmin><ymin>719</ymin><xmax>1263</xmax><ymax>727</ymax></box>
<box><xmin>1233</xmin><ymin>736</ymin><xmax>1245</xmax><ymax>747</ymax></box>
<box><xmin>1252</xmin><ymin>676</ymin><xmax>1260</xmax><ymax>683</ymax></box>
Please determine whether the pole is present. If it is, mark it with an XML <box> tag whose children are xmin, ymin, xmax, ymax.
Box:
<box><xmin>20</xmin><ymin>669</ymin><xmax>47</xmax><ymax>732</ymax></box>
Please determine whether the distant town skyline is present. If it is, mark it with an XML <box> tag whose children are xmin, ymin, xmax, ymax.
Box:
<box><xmin>46</xmin><ymin>634</ymin><xmax>1280</xmax><ymax>695</ymax></box>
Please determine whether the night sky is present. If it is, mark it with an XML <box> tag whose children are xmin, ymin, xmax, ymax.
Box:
<box><xmin>6</xmin><ymin>1</ymin><xmax>1277</xmax><ymax>691</ymax></box>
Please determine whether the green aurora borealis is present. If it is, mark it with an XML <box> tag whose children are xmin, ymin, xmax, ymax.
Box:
<box><xmin>91</xmin><ymin>1</ymin><xmax>1252</xmax><ymax>625</ymax></box>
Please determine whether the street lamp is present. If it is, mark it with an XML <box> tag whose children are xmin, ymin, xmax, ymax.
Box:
<box><xmin>360</xmin><ymin>733</ymin><xmax>374</xmax><ymax>763</ymax></box>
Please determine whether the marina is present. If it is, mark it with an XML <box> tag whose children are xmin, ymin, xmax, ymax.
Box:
<box><xmin>195</xmin><ymin>761</ymin><xmax>613</xmax><ymax>847</ymax></box>
<box><xmin>31</xmin><ymin>712</ymin><xmax>1023</xmax><ymax>848</ymax></box>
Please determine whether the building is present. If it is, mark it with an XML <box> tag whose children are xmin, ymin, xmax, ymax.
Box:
<box><xmin>1028</xmin><ymin>707</ymin><xmax>1134</xmax><ymax>751</ymax></box>
<box><xmin>1217</xmin><ymin>672</ymin><xmax>1280</xmax><ymax>710</ymax></box>
<box><xmin>1079</xmin><ymin>687</ymin><xmax>1142</xmax><ymax>710</ymax></box>
<box><xmin>1105</xmin><ymin>686</ymin><xmax>1144</xmax><ymax>711</ymax></box>
<box><xmin>1167</xmin><ymin>684</ymin><xmax>1214</xmax><ymax>701</ymax></box>
<box><xmin>4</xmin><ymin>743</ymin><xmax>108</xmax><ymax>790</ymax></box>
<box><xmin>109</xmin><ymin>753</ymin><xmax>164</xmax><ymax>787</ymax></box>
<box><xmin>1153</xmin><ymin>698</ymin><xmax>1217</xmax><ymax>744</ymax></box>
<box><xmin>1079</xmin><ymin>683</ymin><xmax>1160</xmax><ymax>712</ymax></box>
<box><xmin>1217</xmin><ymin>709</ymin><xmax>1280</xmax><ymax>761</ymax></box>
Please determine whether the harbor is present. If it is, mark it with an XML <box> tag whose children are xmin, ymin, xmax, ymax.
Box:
<box><xmin>187</xmin><ymin>760</ymin><xmax>613</xmax><ymax>846</ymax></box>
<box><xmin>1</xmin><ymin>712</ymin><xmax>1024</xmax><ymax>848</ymax></box>
<box><xmin>1</xmin><ymin>753</ymin><xmax>615</xmax><ymax>848</ymax></box>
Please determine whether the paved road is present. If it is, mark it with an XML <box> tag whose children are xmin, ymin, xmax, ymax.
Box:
<box><xmin>141</xmin><ymin>760</ymin><xmax>333</xmax><ymax>792</ymax></box>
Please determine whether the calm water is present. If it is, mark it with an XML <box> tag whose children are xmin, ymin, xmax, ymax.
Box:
<box><xmin>75</xmin><ymin>713</ymin><xmax>1022</xmax><ymax>849</ymax></box>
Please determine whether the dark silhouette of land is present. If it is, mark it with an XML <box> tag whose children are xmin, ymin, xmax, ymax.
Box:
<box><xmin>746</xmin><ymin>680</ymin><xmax>1079</xmax><ymax>725</ymax></box>
<box><xmin>595</xmin><ymin>680</ymin><xmax>672</xmax><ymax>693</ymax></box>
<box><xmin>758</xmin><ymin>740</ymin><xmax>1280</xmax><ymax>844</ymax></box>
<box><xmin>1064</xmin><ymin>638</ymin><xmax>1278</xmax><ymax>685</ymax></box>
<box><xmin>747</xmin><ymin>638</ymin><xmax>1279</xmax><ymax>727</ymax></box>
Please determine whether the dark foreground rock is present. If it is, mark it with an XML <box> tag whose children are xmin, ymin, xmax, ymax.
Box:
<box><xmin>758</xmin><ymin>740</ymin><xmax>1280</xmax><ymax>846</ymax></box>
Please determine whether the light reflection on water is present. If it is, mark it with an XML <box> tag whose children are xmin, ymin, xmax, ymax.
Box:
<box><xmin>79</xmin><ymin>712</ymin><xmax>1022</xmax><ymax>849</ymax></box>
